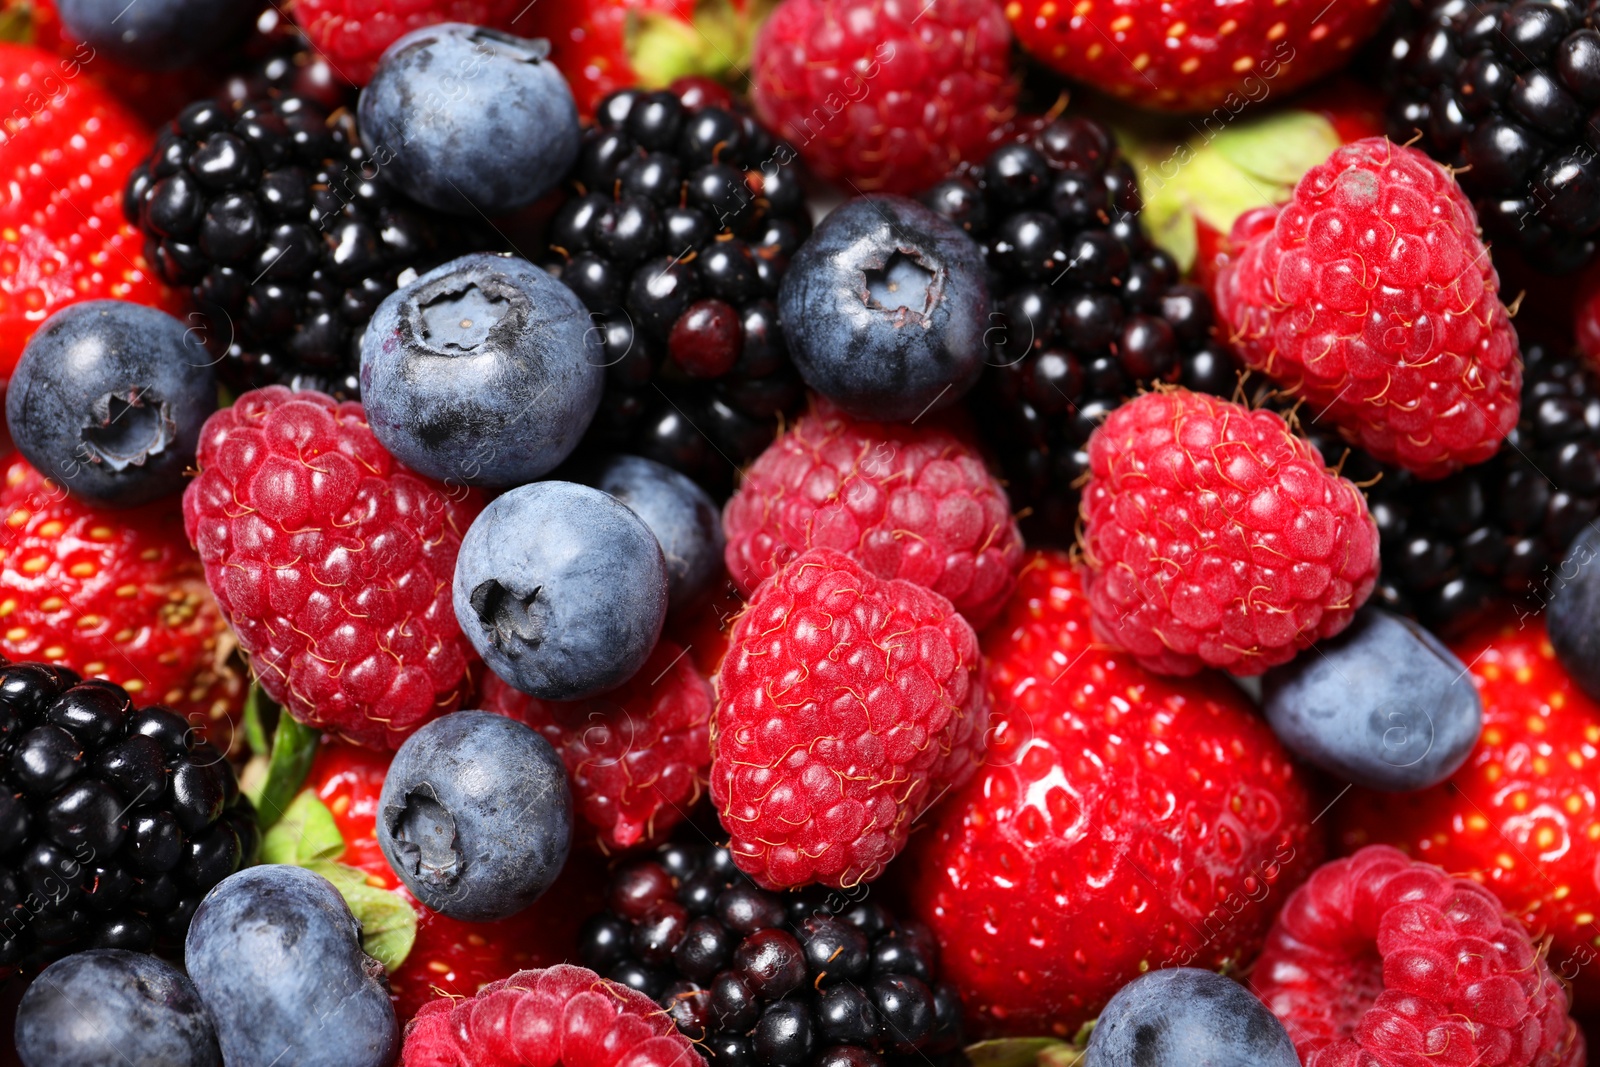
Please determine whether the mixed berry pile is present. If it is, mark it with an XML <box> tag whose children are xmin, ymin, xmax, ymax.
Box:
<box><xmin>9</xmin><ymin>0</ymin><xmax>1600</xmax><ymax>1066</ymax></box>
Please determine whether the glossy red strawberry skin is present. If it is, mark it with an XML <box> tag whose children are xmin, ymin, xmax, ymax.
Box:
<box><xmin>904</xmin><ymin>551</ymin><xmax>1322</xmax><ymax>1037</ymax></box>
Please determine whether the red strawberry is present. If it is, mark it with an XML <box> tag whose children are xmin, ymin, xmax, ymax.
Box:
<box><xmin>1005</xmin><ymin>0</ymin><xmax>1387</xmax><ymax>113</ymax></box>
<box><xmin>307</xmin><ymin>740</ymin><xmax>604</xmax><ymax>1024</ymax></box>
<box><xmin>751</xmin><ymin>0</ymin><xmax>1017</xmax><ymax>194</ymax></box>
<box><xmin>1078</xmin><ymin>387</ymin><xmax>1379</xmax><ymax>676</ymax></box>
<box><xmin>712</xmin><ymin>547</ymin><xmax>985</xmax><ymax>890</ymax></box>
<box><xmin>1251</xmin><ymin>845</ymin><xmax>1584</xmax><ymax>1066</ymax></box>
<box><xmin>288</xmin><ymin>0</ymin><xmax>529</xmax><ymax>85</ymax></box>
<box><xmin>183</xmin><ymin>386</ymin><xmax>483</xmax><ymax>749</ymax></box>
<box><xmin>1336</xmin><ymin>609</ymin><xmax>1600</xmax><ymax>1009</ymax></box>
<box><xmin>0</xmin><ymin>456</ymin><xmax>245</xmax><ymax>740</ymax></box>
<box><xmin>478</xmin><ymin>638</ymin><xmax>713</xmax><ymax>853</ymax></box>
<box><xmin>1214</xmin><ymin>137</ymin><xmax>1522</xmax><ymax>478</ymax></box>
<box><xmin>0</xmin><ymin>41</ymin><xmax>176</xmax><ymax>381</ymax></box>
<box><xmin>903</xmin><ymin>550</ymin><xmax>1322</xmax><ymax>1037</ymax></box>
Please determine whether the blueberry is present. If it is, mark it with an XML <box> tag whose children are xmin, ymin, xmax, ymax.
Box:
<box><xmin>7</xmin><ymin>300</ymin><xmax>217</xmax><ymax>508</ymax></box>
<box><xmin>360</xmin><ymin>253</ymin><xmax>604</xmax><ymax>487</ymax></box>
<box><xmin>778</xmin><ymin>195</ymin><xmax>989</xmax><ymax>422</ymax></box>
<box><xmin>1549</xmin><ymin>521</ymin><xmax>1600</xmax><ymax>700</ymax></box>
<box><xmin>1261</xmin><ymin>608</ymin><xmax>1481</xmax><ymax>791</ymax></box>
<box><xmin>1084</xmin><ymin>968</ymin><xmax>1298</xmax><ymax>1067</ymax></box>
<box><xmin>358</xmin><ymin>24</ymin><xmax>580</xmax><ymax>216</ymax></box>
<box><xmin>570</xmin><ymin>454</ymin><xmax>724</xmax><ymax>611</ymax></box>
<box><xmin>453</xmin><ymin>481</ymin><xmax>669</xmax><ymax>699</ymax></box>
<box><xmin>54</xmin><ymin>0</ymin><xmax>252</xmax><ymax>70</ymax></box>
<box><xmin>184</xmin><ymin>866</ymin><xmax>397</xmax><ymax>1067</ymax></box>
<box><xmin>376</xmin><ymin>711</ymin><xmax>571</xmax><ymax>921</ymax></box>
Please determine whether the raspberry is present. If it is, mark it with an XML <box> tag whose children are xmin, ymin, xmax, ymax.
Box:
<box><xmin>723</xmin><ymin>402</ymin><xmax>1024</xmax><ymax>629</ymax></box>
<box><xmin>182</xmin><ymin>386</ymin><xmax>483</xmax><ymax>749</ymax></box>
<box><xmin>1078</xmin><ymin>387</ymin><xmax>1379</xmax><ymax>676</ymax></box>
<box><xmin>1214</xmin><ymin>138</ymin><xmax>1522</xmax><ymax>478</ymax></box>
<box><xmin>712</xmin><ymin>548</ymin><xmax>984</xmax><ymax>890</ymax></box>
<box><xmin>1252</xmin><ymin>845</ymin><xmax>1584</xmax><ymax>1067</ymax></box>
<box><xmin>289</xmin><ymin>0</ymin><xmax>528</xmax><ymax>85</ymax></box>
<box><xmin>751</xmin><ymin>0</ymin><xmax>1017</xmax><ymax>195</ymax></box>
<box><xmin>400</xmin><ymin>964</ymin><xmax>699</xmax><ymax>1067</ymax></box>
<box><xmin>479</xmin><ymin>639</ymin><xmax>714</xmax><ymax>852</ymax></box>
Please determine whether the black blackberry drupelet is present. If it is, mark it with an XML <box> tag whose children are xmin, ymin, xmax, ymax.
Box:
<box><xmin>0</xmin><ymin>661</ymin><xmax>257</xmax><ymax>975</ymax></box>
<box><xmin>123</xmin><ymin>94</ymin><xmax>477</xmax><ymax>399</ymax></box>
<box><xmin>580</xmin><ymin>839</ymin><xmax>966</xmax><ymax>1067</ymax></box>
<box><xmin>1384</xmin><ymin>0</ymin><xmax>1600</xmax><ymax>272</ymax></box>
<box><xmin>542</xmin><ymin>86</ymin><xmax>812</xmax><ymax>496</ymax></box>
<box><xmin>921</xmin><ymin>116</ymin><xmax>1240</xmax><ymax>544</ymax></box>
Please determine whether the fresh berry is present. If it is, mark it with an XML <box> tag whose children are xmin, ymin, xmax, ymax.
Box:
<box><xmin>542</xmin><ymin>84</ymin><xmax>812</xmax><ymax>494</ymax></box>
<box><xmin>577</xmin><ymin>837</ymin><xmax>966</xmax><ymax>1062</ymax></box>
<box><xmin>904</xmin><ymin>551</ymin><xmax>1321</xmax><ymax>1037</ymax></box>
<box><xmin>182</xmin><ymin>385</ymin><xmax>483</xmax><ymax>749</ymax></box>
<box><xmin>377</xmin><ymin>711</ymin><xmax>572</xmax><ymax>921</ymax></box>
<box><xmin>1335</xmin><ymin>610</ymin><xmax>1600</xmax><ymax>1007</ymax></box>
<box><xmin>9</xmin><ymin>300</ymin><xmax>216</xmax><ymax>507</ymax></box>
<box><xmin>1214</xmin><ymin>137</ymin><xmax>1522</xmax><ymax>478</ymax></box>
<box><xmin>55</xmin><ymin>0</ymin><xmax>254</xmax><ymax>70</ymax></box>
<box><xmin>1006</xmin><ymin>0</ymin><xmax>1387</xmax><ymax>113</ymax></box>
<box><xmin>780</xmin><ymin>196</ymin><xmax>990</xmax><ymax>422</ymax></box>
<box><xmin>722</xmin><ymin>400</ymin><xmax>1024</xmax><ymax>628</ymax></box>
<box><xmin>1252</xmin><ymin>845</ymin><xmax>1584</xmax><ymax>1066</ymax></box>
<box><xmin>0</xmin><ymin>662</ymin><xmax>257</xmax><ymax>973</ymax></box>
<box><xmin>1084</xmin><ymin>968</ymin><xmax>1298</xmax><ymax>1067</ymax></box>
<box><xmin>750</xmin><ymin>0</ymin><xmax>1017</xmax><ymax>194</ymax></box>
<box><xmin>479</xmin><ymin>638</ymin><xmax>713</xmax><ymax>852</ymax></box>
<box><xmin>400</xmin><ymin>963</ymin><xmax>701</xmax><ymax>1067</ymax></box>
<box><xmin>359</xmin><ymin>24</ymin><xmax>580</xmax><ymax>216</ymax></box>
<box><xmin>933</xmin><ymin>116</ymin><xmax>1242</xmax><ymax>541</ymax></box>
<box><xmin>1550</xmin><ymin>522</ymin><xmax>1600</xmax><ymax>700</ymax></box>
<box><xmin>14</xmin><ymin>949</ymin><xmax>220</xmax><ymax>1067</ymax></box>
<box><xmin>186</xmin><ymin>865</ymin><xmax>398</xmax><ymax>1067</ymax></box>
<box><xmin>123</xmin><ymin>93</ymin><xmax>474</xmax><ymax>400</ymax></box>
<box><xmin>289</xmin><ymin>0</ymin><xmax>528</xmax><ymax>86</ymax></box>
<box><xmin>454</xmin><ymin>481</ymin><xmax>668</xmax><ymax>700</ymax></box>
<box><xmin>1078</xmin><ymin>387</ymin><xmax>1379</xmax><ymax>676</ymax></box>
<box><xmin>360</xmin><ymin>252</ymin><xmax>604</xmax><ymax>488</ymax></box>
<box><xmin>1385</xmin><ymin>0</ymin><xmax>1600</xmax><ymax>272</ymax></box>
<box><xmin>1261</xmin><ymin>607</ymin><xmax>1482</xmax><ymax>791</ymax></box>
<box><xmin>0</xmin><ymin>456</ymin><xmax>245</xmax><ymax>731</ymax></box>
<box><xmin>712</xmin><ymin>547</ymin><xmax>985</xmax><ymax>890</ymax></box>
<box><xmin>0</xmin><ymin>42</ymin><xmax>177</xmax><ymax>380</ymax></box>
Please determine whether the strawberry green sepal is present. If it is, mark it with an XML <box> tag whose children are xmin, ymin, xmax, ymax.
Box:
<box><xmin>1120</xmin><ymin>109</ymin><xmax>1341</xmax><ymax>276</ymax></box>
<box><xmin>965</xmin><ymin>1027</ymin><xmax>1095</xmax><ymax>1067</ymax></box>
<box><xmin>262</xmin><ymin>789</ymin><xmax>420</xmax><ymax>974</ymax></box>
<box><xmin>0</xmin><ymin>0</ymin><xmax>35</xmax><ymax>44</ymax></box>
<box><xmin>628</xmin><ymin>0</ymin><xmax>777</xmax><ymax>88</ymax></box>
<box><xmin>239</xmin><ymin>686</ymin><xmax>320</xmax><ymax>830</ymax></box>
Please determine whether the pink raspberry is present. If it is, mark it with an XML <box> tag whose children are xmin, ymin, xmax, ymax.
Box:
<box><xmin>713</xmin><ymin>547</ymin><xmax>985</xmax><ymax>889</ymax></box>
<box><xmin>1078</xmin><ymin>387</ymin><xmax>1378</xmax><ymax>676</ymax></box>
<box><xmin>401</xmin><ymin>964</ymin><xmax>698</xmax><ymax>1067</ymax></box>
<box><xmin>1214</xmin><ymin>138</ymin><xmax>1521</xmax><ymax>478</ymax></box>
<box><xmin>182</xmin><ymin>386</ymin><xmax>482</xmax><ymax>749</ymax></box>
<box><xmin>1252</xmin><ymin>845</ymin><xmax>1584</xmax><ymax>1067</ymax></box>
<box><xmin>290</xmin><ymin>0</ymin><xmax>528</xmax><ymax>85</ymax></box>
<box><xmin>480</xmin><ymin>639</ymin><xmax>713</xmax><ymax>852</ymax></box>
<box><xmin>723</xmin><ymin>401</ymin><xmax>1024</xmax><ymax>629</ymax></box>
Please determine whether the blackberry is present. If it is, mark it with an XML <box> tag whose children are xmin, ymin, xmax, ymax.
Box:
<box><xmin>0</xmin><ymin>661</ymin><xmax>256</xmax><ymax>976</ymax></box>
<box><xmin>580</xmin><ymin>839</ymin><xmax>967</xmax><ymax>1067</ymax></box>
<box><xmin>1384</xmin><ymin>0</ymin><xmax>1600</xmax><ymax>272</ymax></box>
<box><xmin>922</xmin><ymin>117</ymin><xmax>1240</xmax><ymax>543</ymax></box>
<box><xmin>542</xmin><ymin>86</ymin><xmax>811</xmax><ymax>496</ymax></box>
<box><xmin>123</xmin><ymin>94</ymin><xmax>477</xmax><ymax>400</ymax></box>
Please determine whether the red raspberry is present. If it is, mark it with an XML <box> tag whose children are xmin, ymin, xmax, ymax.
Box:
<box><xmin>1214</xmin><ymin>138</ymin><xmax>1522</xmax><ymax>478</ymax></box>
<box><xmin>479</xmin><ymin>639</ymin><xmax>713</xmax><ymax>852</ymax></box>
<box><xmin>1252</xmin><ymin>845</ymin><xmax>1584</xmax><ymax>1067</ymax></box>
<box><xmin>723</xmin><ymin>402</ymin><xmax>1024</xmax><ymax>629</ymax></box>
<box><xmin>751</xmin><ymin>0</ymin><xmax>1017</xmax><ymax>195</ymax></box>
<box><xmin>712</xmin><ymin>547</ymin><xmax>984</xmax><ymax>890</ymax></box>
<box><xmin>290</xmin><ymin>0</ymin><xmax>529</xmax><ymax>85</ymax></box>
<box><xmin>182</xmin><ymin>386</ymin><xmax>483</xmax><ymax>749</ymax></box>
<box><xmin>400</xmin><ymin>964</ymin><xmax>698</xmax><ymax>1067</ymax></box>
<box><xmin>1078</xmin><ymin>387</ymin><xmax>1378</xmax><ymax>676</ymax></box>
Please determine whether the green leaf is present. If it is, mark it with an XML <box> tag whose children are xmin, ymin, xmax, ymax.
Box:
<box><xmin>965</xmin><ymin>1038</ymin><xmax>1071</xmax><ymax>1067</ymax></box>
<box><xmin>306</xmin><ymin>861</ymin><xmax>418</xmax><ymax>973</ymax></box>
<box><xmin>262</xmin><ymin>790</ymin><xmax>345</xmax><ymax>866</ymax></box>
<box><xmin>245</xmin><ymin>694</ymin><xmax>319</xmax><ymax>829</ymax></box>
<box><xmin>1211</xmin><ymin>111</ymin><xmax>1341</xmax><ymax>189</ymax></box>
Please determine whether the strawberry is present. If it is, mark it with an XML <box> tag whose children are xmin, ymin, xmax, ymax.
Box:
<box><xmin>903</xmin><ymin>550</ymin><xmax>1322</xmax><ymax>1037</ymax></box>
<box><xmin>1336</xmin><ymin>608</ymin><xmax>1600</xmax><ymax>1009</ymax></box>
<box><xmin>0</xmin><ymin>41</ymin><xmax>177</xmax><ymax>381</ymax></box>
